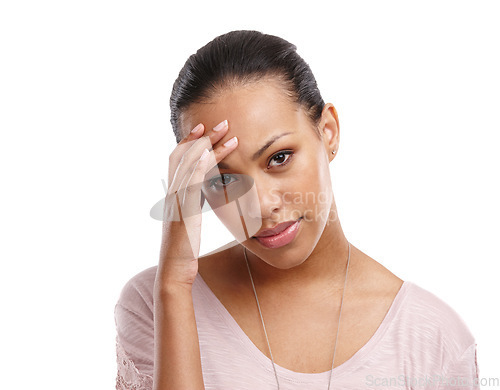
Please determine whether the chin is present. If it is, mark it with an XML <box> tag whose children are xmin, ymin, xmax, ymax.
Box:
<box><xmin>271</xmin><ymin>258</ymin><xmax>308</xmax><ymax>270</ymax></box>
<box><xmin>248</xmin><ymin>239</ymin><xmax>312</xmax><ymax>270</ymax></box>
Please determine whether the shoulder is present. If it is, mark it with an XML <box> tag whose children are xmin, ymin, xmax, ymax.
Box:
<box><xmin>352</xmin><ymin>247</ymin><xmax>476</xmax><ymax>358</ymax></box>
<box><xmin>115</xmin><ymin>241</ymin><xmax>236</xmax><ymax>312</ymax></box>
<box><xmin>398</xmin><ymin>281</ymin><xmax>476</xmax><ymax>357</ymax></box>
<box><xmin>114</xmin><ymin>251</ymin><xmax>222</xmax><ymax>314</ymax></box>
<box><xmin>116</xmin><ymin>265</ymin><xmax>158</xmax><ymax>318</ymax></box>
<box><xmin>115</xmin><ymin>267</ymin><xmax>159</xmax><ymax>380</ymax></box>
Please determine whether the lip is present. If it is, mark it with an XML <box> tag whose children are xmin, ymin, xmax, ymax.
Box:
<box><xmin>254</xmin><ymin>218</ymin><xmax>302</xmax><ymax>249</ymax></box>
<box><xmin>254</xmin><ymin>220</ymin><xmax>298</xmax><ymax>237</ymax></box>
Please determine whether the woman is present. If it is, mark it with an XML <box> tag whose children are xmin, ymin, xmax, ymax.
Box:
<box><xmin>115</xmin><ymin>30</ymin><xmax>479</xmax><ymax>389</ymax></box>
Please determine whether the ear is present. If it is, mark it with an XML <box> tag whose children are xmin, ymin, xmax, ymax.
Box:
<box><xmin>318</xmin><ymin>103</ymin><xmax>340</xmax><ymax>162</ymax></box>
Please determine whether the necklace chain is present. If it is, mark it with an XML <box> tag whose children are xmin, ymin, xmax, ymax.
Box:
<box><xmin>243</xmin><ymin>242</ymin><xmax>351</xmax><ymax>390</ymax></box>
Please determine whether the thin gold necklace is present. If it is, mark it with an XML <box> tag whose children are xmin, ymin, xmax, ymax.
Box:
<box><xmin>243</xmin><ymin>242</ymin><xmax>351</xmax><ymax>390</ymax></box>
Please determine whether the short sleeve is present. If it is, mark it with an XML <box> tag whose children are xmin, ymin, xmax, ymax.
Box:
<box><xmin>115</xmin><ymin>335</ymin><xmax>153</xmax><ymax>390</ymax></box>
<box><xmin>436</xmin><ymin>343</ymin><xmax>480</xmax><ymax>390</ymax></box>
<box><xmin>114</xmin><ymin>268</ymin><xmax>156</xmax><ymax>389</ymax></box>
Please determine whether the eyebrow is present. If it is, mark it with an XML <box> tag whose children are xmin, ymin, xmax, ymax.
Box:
<box><xmin>216</xmin><ymin>132</ymin><xmax>293</xmax><ymax>169</ymax></box>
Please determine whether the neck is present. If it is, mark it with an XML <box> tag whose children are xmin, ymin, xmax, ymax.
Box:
<box><xmin>242</xmin><ymin>208</ymin><xmax>352</xmax><ymax>296</ymax></box>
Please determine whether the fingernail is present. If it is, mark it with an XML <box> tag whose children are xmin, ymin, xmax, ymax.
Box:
<box><xmin>191</xmin><ymin>123</ymin><xmax>203</xmax><ymax>133</ymax></box>
<box><xmin>213</xmin><ymin>120</ymin><xmax>228</xmax><ymax>132</ymax></box>
<box><xmin>223</xmin><ymin>136</ymin><xmax>238</xmax><ymax>148</ymax></box>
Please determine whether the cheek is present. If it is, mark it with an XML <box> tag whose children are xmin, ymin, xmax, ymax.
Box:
<box><xmin>211</xmin><ymin>203</ymin><xmax>249</xmax><ymax>242</ymax></box>
<box><xmin>208</xmin><ymin>183</ymin><xmax>263</xmax><ymax>240</ymax></box>
<box><xmin>292</xmin><ymin>157</ymin><xmax>332</xmax><ymax>216</ymax></box>
<box><xmin>293</xmin><ymin>153</ymin><xmax>329</xmax><ymax>195</ymax></box>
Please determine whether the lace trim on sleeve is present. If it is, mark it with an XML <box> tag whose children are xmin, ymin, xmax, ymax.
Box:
<box><xmin>116</xmin><ymin>337</ymin><xmax>153</xmax><ymax>390</ymax></box>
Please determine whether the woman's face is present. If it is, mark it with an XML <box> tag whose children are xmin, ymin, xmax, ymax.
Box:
<box><xmin>180</xmin><ymin>78</ymin><xmax>338</xmax><ymax>269</ymax></box>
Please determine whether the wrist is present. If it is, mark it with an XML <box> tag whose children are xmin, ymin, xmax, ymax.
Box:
<box><xmin>154</xmin><ymin>278</ymin><xmax>194</xmax><ymax>299</ymax></box>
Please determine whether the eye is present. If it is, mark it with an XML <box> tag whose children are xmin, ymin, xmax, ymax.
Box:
<box><xmin>268</xmin><ymin>150</ymin><xmax>293</xmax><ymax>168</ymax></box>
<box><xmin>207</xmin><ymin>174</ymin><xmax>237</xmax><ymax>191</ymax></box>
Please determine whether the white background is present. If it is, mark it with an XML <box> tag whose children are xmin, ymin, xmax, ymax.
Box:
<box><xmin>1</xmin><ymin>0</ymin><xmax>498</xmax><ymax>388</ymax></box>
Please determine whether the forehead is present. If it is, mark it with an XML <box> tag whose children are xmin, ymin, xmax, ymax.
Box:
<box><xmin>179</xmin><ymin>79</ymin><xmax>307</xmax><ymax>142</ymax></box>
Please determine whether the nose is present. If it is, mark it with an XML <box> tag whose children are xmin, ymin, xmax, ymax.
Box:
<box><xmin>249</xmin><ymin>178</ymin><xmax>283</xmax><ymax>221</ymax></box>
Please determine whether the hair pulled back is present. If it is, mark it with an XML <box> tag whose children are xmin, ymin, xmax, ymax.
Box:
<box><xmin>170</xmin><ymin>30</ymin><xmax>325</xmax><ymax>143</ymax></box>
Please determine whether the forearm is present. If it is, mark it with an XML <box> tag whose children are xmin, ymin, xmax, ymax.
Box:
<box><xmin>153</xmin><ymin>285</ymin><xmax>204</xmax><ymax>390</ymax></box>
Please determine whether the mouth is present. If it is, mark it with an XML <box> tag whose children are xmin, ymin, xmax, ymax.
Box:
<box><xmin>253</xmin><ymin>217</ymin><xmax>302</xmax><ymax>249</ymax></box>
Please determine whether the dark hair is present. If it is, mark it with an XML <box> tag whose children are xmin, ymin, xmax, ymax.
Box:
<box><xmin>170</xmin><ymin>30</ymin><xmax>325</xmax><ymax>143</ymax></box>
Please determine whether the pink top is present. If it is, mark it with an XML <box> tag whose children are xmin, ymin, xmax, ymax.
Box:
<box><xmin>114</xmin><ymin>265</ymin><xmax>480</xmax><ymax>389</ymax></box>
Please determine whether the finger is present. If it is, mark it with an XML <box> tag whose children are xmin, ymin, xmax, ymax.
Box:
<box><xmin>169</xmin><ymin>135</ymin><xmax>212</xmax><ymax>197</ymax></box>
<box><xmin>162</xmin><ymin>146</ymin><xmax>209</xmax><ymax>223</ymax></box>
<box><xmin>178</xmin><ymin>151</ymin><xmax>210</xmax><ymax>261</ymax></box>
<box><xmin>169</xmin><ymin>119</ymin><xmax>233</xmax><ymax>194</ymax></box>
<box><xmin>179</xmin><ymin>120</ymin><xmax>228</xmax><ymax>147</ymax></box>
<box><xmin>178</xmin><ymin>122</ymin><xmax>207</xmax><ymax>146</ymax></box>
<box><xmin>177</xmin><ymin>134</ymin><xmax>241</xmax><ymax>197</ymax></box>
<box><xmin>165</xmin><ymin>133</ymin><xmax>240</xmax><ymax>223</ymax></box>
<box><xmin>204</xmin><ymin>135</ymin><xmax>239</xmax><ymax>175</ymax></box>
<box><xmin>168</xmin><ymin>121</ymin><xmax>229</xmax><ymax>186</ymax></box>
<box><xmin>178</xmin><ymin>148</ymin><xmax>211</xmax><ymax>220</ymax></box>
<box><xmin>168</xmin><ymin>123</ymin><xmax>204</xmax><ymax>186</ymax></box>
<box><xmin>172</xmin><ymin>134</ymin><xmax>240</xmax><ymax>203</ymax></box>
